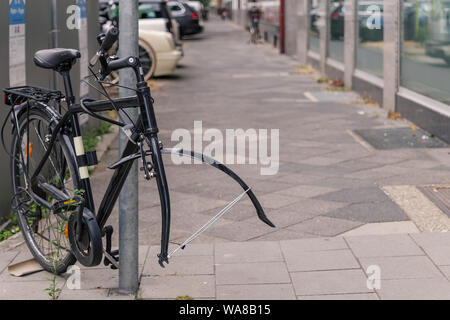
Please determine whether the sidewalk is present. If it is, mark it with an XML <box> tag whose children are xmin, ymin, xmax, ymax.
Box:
<box><xmin>2</xmin><ymin>232</ymin><xmax>450</xmax><ymax>300</ymax></box>
<box><xmin>2</xmin><ymin>18</ymin><xmax>450</xmax><ymax>299</ymax></box>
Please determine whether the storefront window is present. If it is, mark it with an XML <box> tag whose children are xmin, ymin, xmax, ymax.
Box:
<box><xmin>401</xmin><ymin>0</ymin><xmax>450</xmax><ymax>104</ymax></box>
<box><xmin>328</xmin><ymin>0</ymin><xmax>345</xmax><ymax>62</ymax></box>
<box><xmin>309</xmin><ymin>0</ymin><xmax>320</xmax><ymax>53</ymax></box>
<box><xmin>356</xmin><ymin>0</ymin><xmax>384</xmax><ymax>78</ymax></box>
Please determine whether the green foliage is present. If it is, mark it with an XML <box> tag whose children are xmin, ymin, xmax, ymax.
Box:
<box><xmin>82</xmin><ymin>122</ymin><xmax>112</xmax><ymax>152</ymax></box>
<box><xmin>199</xmin><ymin>0</ymin><xmax>211</xmax><ymax>8</ymax></box>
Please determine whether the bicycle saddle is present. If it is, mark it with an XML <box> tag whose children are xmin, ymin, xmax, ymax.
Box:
<box><xmin>34</xmin><ymin>48</ymin><xmax>81</xmax><ymax>70</ymax></box>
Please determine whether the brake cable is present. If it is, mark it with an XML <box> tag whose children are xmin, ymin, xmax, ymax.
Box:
<box><xmin>168</xmin><ymin>188</ymin><xmax>251</xmax><ymax>259</ymax></box>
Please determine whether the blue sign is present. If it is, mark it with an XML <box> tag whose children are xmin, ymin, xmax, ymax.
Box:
<box><xmin>9</xmin><ymin>0</ymin><xmax>25</xmax><ymax>25</ymax></box>
<box><xmin>77</xmin><ymin>0</ymin><xmax>87</xmax><ymax>19</ymax></box>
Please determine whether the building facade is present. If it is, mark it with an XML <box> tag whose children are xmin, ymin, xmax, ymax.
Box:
<box><xmin>232</xmin><ymin>0</ymin><xmax>450</xmax><ymax>145</ymax></box>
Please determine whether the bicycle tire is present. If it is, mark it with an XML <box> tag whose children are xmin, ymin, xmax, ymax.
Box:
<box><xmin>11</xmin><ymin>106</ymin><xmax>78</xmax><ymax>274</ymax></box>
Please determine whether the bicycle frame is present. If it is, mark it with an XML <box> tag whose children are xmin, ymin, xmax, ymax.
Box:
<box><xmin>22</xmin><ymin>53</ymin><xmax>274</xmax><ymax>268</ymax></box>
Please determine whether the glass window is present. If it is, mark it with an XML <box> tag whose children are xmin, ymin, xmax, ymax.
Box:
<box><xmin>356</xmin><ymin>0</ymin><xmax>384</xmax><ymax>78</ymax></box>
<box><xmin>309</xmin><ymin>0</ymin><xmax>321</xmax><ymax>53</ymax></box>
<box><xmin>139</xmin><ymin>4</ymin><xmax>163</xmax><ymax>19</ymax></box>
<box><xmin>328</xmin><ymin>0</ymin><xmax>345</xmax><ymax>62</ymax></box>
<box><xmin>401</xmin><ymin>0</ymin><xmax>450</xmax><ymax>104</ymax></box>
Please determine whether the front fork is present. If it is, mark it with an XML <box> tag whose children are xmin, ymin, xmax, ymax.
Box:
<box><xmin>134</xmin><ymin>60</ymin><xmax>171</xmax><ymax>266</ymax></box>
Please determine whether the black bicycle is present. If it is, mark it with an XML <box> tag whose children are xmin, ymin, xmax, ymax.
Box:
<box><xmin>2</xmin><ymin>27</ymin><xmax>275</xmax><ymax>274</ymax></box>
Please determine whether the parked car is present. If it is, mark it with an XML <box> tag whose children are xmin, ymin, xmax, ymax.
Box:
<box><xmin>99</xmin><ymin>1</ymin><xmax>182</xmax><ymax>81</ymax></box>
<box><xmin>106</xmin><ymin>29</ymin><xmax>182</xmax><ymax>82</ymax></box>
<box><xmin>100</xmin><ymin>0</ymin><xmax>182</xmax><ymax>51</ymax></box>
<box><xmin>168</xmin><ymin>1</ymin><xmax>203</xmax><ymax>38</ymax></box>
<box><xmin>181</xmin><ymin>1</ymin><xmax>204</xmax><ymax>20</ymax></box>
<box><xmin>330</xmin><ymin>3</ymin><xmax>345</xmax><ymax>40</ymax></box>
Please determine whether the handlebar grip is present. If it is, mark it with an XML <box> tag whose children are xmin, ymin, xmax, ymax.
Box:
<box><xmin>108</xmin><ymin>56</ymin><xmax>137</xmax><ymax>72</ymax></box>
<box><xmin>100</xmin><ymin>27</ymin><xmax>119</xmax><ymax>53</ymax></box>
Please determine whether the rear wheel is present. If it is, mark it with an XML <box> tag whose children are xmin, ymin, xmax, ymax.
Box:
<box><xmin>11</xmin><ymin>107</ymin><xmax>78</xmax><ymax>274</ymax></box>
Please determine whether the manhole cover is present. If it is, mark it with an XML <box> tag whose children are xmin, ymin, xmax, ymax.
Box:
<box><xmin>419</xmin><ymin>186</ymin><xmax>450</xmax><ymax>217</ymax></box>
<box><xmin>353</xmin><ymin>127</ymin><xmax>448</xmax><ymax>150</ymax></box>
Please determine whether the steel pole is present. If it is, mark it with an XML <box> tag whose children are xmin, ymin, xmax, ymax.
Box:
<box><xmin>118</xmin><ymin>0</ymin><xmax>139</xmax><ymax>294</ymax></box>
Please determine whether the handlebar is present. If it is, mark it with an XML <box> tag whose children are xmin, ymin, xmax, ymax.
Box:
<box><xmin>89</xmin><ymin>26</ymin><xmax>119</xmax><ymax>68</ymax></box>
<box><xmin>100</xmin><ymin>27</ymin><xmax>119</xmax><ymax>53</ymax></box>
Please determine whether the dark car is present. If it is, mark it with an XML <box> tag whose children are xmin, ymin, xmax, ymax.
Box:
<box><xmin>330</xmin><ymin>4</ymin><xmax>344</xmax><ymax>40</ymax></box>
<box><xmin>100</xmin><ymin>0</ymin><xmax>178</xmax><ymax>40</ymax></box>
<box><xmin>168</xmin><ymin>1</ymin><xmax>203</xmax><ymax>38</ymax></box>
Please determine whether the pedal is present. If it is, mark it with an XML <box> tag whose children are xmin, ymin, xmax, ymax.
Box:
<box><xmin>103</xmin><ymin>225</ymin><xmax>119</xmax><ymax>269</ymax></box>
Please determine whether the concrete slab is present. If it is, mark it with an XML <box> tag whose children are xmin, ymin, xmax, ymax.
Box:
<box><xmin>346</xmin><ymin>234</ymin><xmax>423</xmax><ymax>257</ymax></box>
<box><xmin>140</xmin><ymin>275</ymin><xmax>215</xmax><ymax>299</ymax></box>
<box><xmin>359</xmin><ymin>256</ymin><xmax>443</xmax><ymax>280</ymax></box>
<box><xmin>280</xmin><ymin>237</ymin><xmax>348</xmax><ymax>253</ymax></box>
<box><xmin>287</xmin><ymin>216</ymin><xmax>363</xmax><ymax>237</ymax></box>
<box><xmin>284</xmin><ymin>249</ymin><xmax>359</xmax><ymax>272</ymax></box>
<box><xmin>143</xmin><ymin>255</ymin><xmax>214</xmax><ymax>276</ymax></box>
<box><xmin>217</xmin><ymin>284</ymin><xmax>296</xmax><ymax>300</ymax></box>
<box><xmin>339</xmin><ymin>221</ymin><xmax>420</xmax><ymax>237</ymax></box>
<box><xmin>216</xmin><ymin>262</ymin><xmax>290</xmax><ymax>285</ymax></box>
<box><xmin>215</xmin><ymin>241</ymin><xmax>283</xmax><ymax>264</ymax></box>
<box><xmin>377</xmin><ymin>278</ymin><xmax>450</xmax><ymax>300</ymax></box>
<box><xmin>291</xmin><ymin>270</ymin><xmax>372</xmax><ymax>296</ymax></box>
<box><xmin>298</xmin><ymin>293</ymin><xmax>379</xmax><ymax>300</ymax></box>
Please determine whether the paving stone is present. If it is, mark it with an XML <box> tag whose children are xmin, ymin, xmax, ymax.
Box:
<box><xmin>216</xmin><ymin>262</ymin><xmax>290</xmax><ymax>285</ymax></box>
<box><xmin>346</xmin><ymin>165</ymin><xmax>412</xmax><ymax>181</ymax></box>
<box><xmin>291</xmin><ymin>270</ymin><xmax>372</xmax><ymax>296</ymax></box>
<box><xmin>275</xmin><ymin>185</ymin><xmax>337</xmax><ymax>198</ymax></box>
<box><xmin>280</xmin><ymin>237</ymin><xmax>348</xmax><ymax>253</ymax></box>
<box><xmin>411</xmin><ymin>232</ymin><xmax>450</xmax><ymax>265</ymax></box>
<box><xmin>58</xmin><ymin>288</ymin><xmax>110</xmax><ymax>300</ymax></box>
<box><xmin>215</xmin><ymin>241</ymin><xmax>283</xmax><ymax>264</ymax></box>
<box><xmin>258</xmin><ymin>193</ymin><xmax>300</xmax><ymax>210</ymax></box>
<box><xmin>339</xmin><ymin>221</ymin><xmax>420</xmax><ymax>237</ymax></box>
<box><xmin>314</xmin><ymin>187</ymin><xmax>390</xmax><ymax>204</ymax></box>
<box><xmin>140</xmin><ymin>275</ymin><xmax>215</xmax><ymax>299</ymax></box>
<box><xmin>287</xmin><ymin>216</ymin><xmax>363</xmax><ymax>237</ymax></box>
<box><xmin>296</xmin><ymin>156</ymin><xmax>349</xmax><ymax>166</ymax></box>
<box><xmin>298</xmin><ymin>293</ymin><xmax>379</xmax><ymax>300</ymax></box>
<box><xmin>0</xmin><ymin>279</ymin><xmax>66</xmax><ymax>300</ymax></box>
<box><xmin>346</xmin><ymin>234</ymin><xmax>423</xmax><ymax>257</ymax></box>
<box><xmin>204</xmin><ymin>219</ymin><xmax>277</xmax><ymax>242</ymax></box>
<box><xmin>272</xmin><ymin>173</ymin><xmax>325</xmax><ymax>185</ymax></box>
<box><xmin>308</xmin><ymin>177</ymin><xmax>376</xmax><ymax>189</ymax></box>
<box><xmin>143</xmin><ymin>255</ymin><xmax>213</xmax><ymax>276</ymax></box>
<box><xmin>72</xmin><ymin>268</ymin><xmax>119</xmax><ymax>290</ymax></box>
<box><xmin>359</xmin><ymin>256</ymin><xmax>443</xmax><ymax>280</ymax></box>
<box><xmin>148</xmin><ymin>243</ymin><xmax>214</xmax><ymax>257</ymax></box>
<box><xmin>284</xmin><ymin>249</ymin><xmax>359</xmax><ymax>272</ymax></box>
<box><xmin>325</xmin><ymin>201</ymin><xmax>409</xmax><ymax>223</ymax></box>
<box><xmin>217</xmin><ymin>284</ymin><xmax>296</xmax><ymax>300</ymax></box>
<box><xmin>199</xmin><ymin>202</ymin><xmax>260</xmax><ymax>222</ymax></box>
<box><xmin>438</xmin><ymin>266</ymin><xmax>450</xmax><ymax>280</ymax></box>
<box><xmin>250</xmin><ymin>229</ymin><xmax>316</xmax><ymax>241</ymax></box>
<box><xmin>377</xmin><ymin>278</ymin><xmax>450</xmax><ymax>300</ymax></box>
<box><xmin>0</xmin><ymin>251</ymin><xmax>19</xmax><ymax>274</ymax></box>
